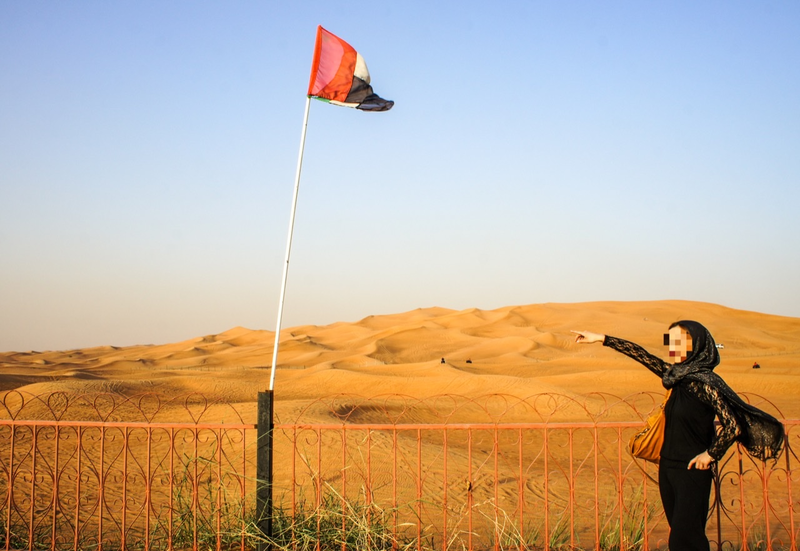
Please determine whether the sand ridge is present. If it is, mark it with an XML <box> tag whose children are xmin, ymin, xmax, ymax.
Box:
<box><xmin>1</xmin><ymin>300</ymin><xmax>799</xmax><ymax>420</ymax></box>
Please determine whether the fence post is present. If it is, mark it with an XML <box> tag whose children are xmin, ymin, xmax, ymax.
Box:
<box><xmin>257</xmin><ymin>390</ymin><xmax>275</xmax><ymax>550</ymax></box>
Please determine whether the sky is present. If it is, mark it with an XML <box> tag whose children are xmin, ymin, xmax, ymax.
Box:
<box><xmin>2</xmin><ymin>1</ymin><xmax>799</xmax><ymax>352</ymax></box>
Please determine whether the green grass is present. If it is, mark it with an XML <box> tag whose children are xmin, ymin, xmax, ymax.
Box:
<box><xmin>264</xmin><ymin>490</ymin><xmax>413</xmax><ymax>551</ymax></box>
<box><xmin>0</xmin><ymin>472</ymin><xmax>782</xmax><ymax>551</ymax></box>
<box><xmin>598</xmin><ymin>487</ymin><xmax>658</xmax><ymax>551</ymax></box>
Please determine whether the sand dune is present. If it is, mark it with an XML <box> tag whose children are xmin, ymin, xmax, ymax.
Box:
<box><xmin>1</xmin><ymin>300</ymin><xmax>799</xmax><ymax>422</ymax></box>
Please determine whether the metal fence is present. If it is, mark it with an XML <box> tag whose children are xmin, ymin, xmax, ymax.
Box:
<box><xmin>0</xmin><ymin>390</ymin><xmax>797</xmax><ymax>551</ymax></box>
<box><xmin>0</xmin><ymin>392</ymin><xmax>256</xmax><ymax>551</ymax></box>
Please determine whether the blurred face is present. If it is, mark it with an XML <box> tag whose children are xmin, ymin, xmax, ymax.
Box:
<box><xmin>665</xmin><ymin>325</ymin><xmax>692</xmax><ymax>363</ymax></box>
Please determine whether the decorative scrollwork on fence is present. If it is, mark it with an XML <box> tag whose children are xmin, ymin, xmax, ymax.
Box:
<box><xmin>0</xmin><ymin>390</ymin><xmax>251</xmax><ymax>424</ymax></box>
<box><xmin>0</xmin><ymin>391</ymin><xmax>256</xmax><ymax>551</ymax></box>
<box><xmin>269</xmin><ymin>392</ymin><xmax>794</xmax><ymax>551</ymax></box>
<box><xmin>0</xmin><ymin>390</ymin><xmax>794</xmax><ymax>551</ymax></box>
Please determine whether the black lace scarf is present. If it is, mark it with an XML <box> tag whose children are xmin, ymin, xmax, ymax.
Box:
<box><xmin>663</xmin><ymin>320</ymin><xmax>784</xmax><ymax>461</ymax></box>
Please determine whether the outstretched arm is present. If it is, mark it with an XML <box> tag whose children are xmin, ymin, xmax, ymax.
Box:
<box><xmin>572</xmin><ymin>330</ymin><xmax>671</xmax><ymax>378</ymax></box>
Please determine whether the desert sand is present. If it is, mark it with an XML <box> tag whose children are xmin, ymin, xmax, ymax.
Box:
<box><xmin>2</xmin><ymin>300</ymin><xmax>799</xmax><ymax>422</ymax></box>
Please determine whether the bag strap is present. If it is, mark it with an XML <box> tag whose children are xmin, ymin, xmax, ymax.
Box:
<box><xmin>629</xmin><ymin>455</ymin><xmax>658</xmax><ymax>484</ymax></box>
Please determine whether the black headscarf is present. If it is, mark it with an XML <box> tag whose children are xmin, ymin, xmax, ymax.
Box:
<box><xmin>662</xmin><ymin>320</ymin><xmax>784</xmax><ymax>461</ymax></box>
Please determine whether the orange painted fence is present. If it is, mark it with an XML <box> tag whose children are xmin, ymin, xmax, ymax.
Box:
<box><xmin>0</xmin><ymin>391</ymin><xmax>797</xmax><ymax>550</ymax></box>
<box><xmin>0</xmin><ymin>392</ymin><xmax>255</xmax><ymax>551</ymax></box>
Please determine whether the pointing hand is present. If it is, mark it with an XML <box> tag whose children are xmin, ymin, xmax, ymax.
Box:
<box><xmin>571</xmin><ymin>330</ymin><xmax>605</xmax><ymax>344</ymax></box>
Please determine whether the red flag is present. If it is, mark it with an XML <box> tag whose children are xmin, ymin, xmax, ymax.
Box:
<box><xmin>307</xmin><ymin>26</ymin><xmax>394</xmax><ymax>112</ymax></box>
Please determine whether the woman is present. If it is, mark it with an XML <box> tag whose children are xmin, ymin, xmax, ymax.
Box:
<box><xmin>572</xmin><ymin>321</ymin><xmax>784</xmax><ymax>551</ymax></box>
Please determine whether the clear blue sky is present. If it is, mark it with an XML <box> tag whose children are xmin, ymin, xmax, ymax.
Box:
<box><xmin>2</xmin><ymin>1</ymin><xmax>799</xmax><ymax>351</ymax></box>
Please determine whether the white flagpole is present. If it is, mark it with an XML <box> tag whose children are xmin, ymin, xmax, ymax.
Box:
<box><xmin>269</xmin><ymin>96</ymin><xmax>312</xmax><ymax>392</ymax></box>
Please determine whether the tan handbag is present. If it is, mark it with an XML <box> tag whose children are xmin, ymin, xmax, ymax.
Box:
<box><xmin>629</xmin><ymin>389</ymin><xmax>672</xmax><ymax>463</ymax></box>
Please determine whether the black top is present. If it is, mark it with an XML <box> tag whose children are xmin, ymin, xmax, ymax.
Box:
<box><xmin>662</xmin><ymin>383</ymin><xmax>716</xmax><ymax>465</ymax></box>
